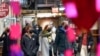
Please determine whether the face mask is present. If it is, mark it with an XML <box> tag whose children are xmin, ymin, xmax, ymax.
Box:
<box><xmin>29</xmin><ymin>30</ymin><xmax>33</xmax><ymax>34</ymax></box>
<box><xmin>36</xmin><ymin>27</ymin><xmax>39</xmax><ymax>30</ymax></box>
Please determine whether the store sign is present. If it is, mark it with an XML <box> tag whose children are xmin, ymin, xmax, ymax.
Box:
<box><xmin>0</xmin><ymin>2</ymin><xmax>9</xmax><ymax>18</ymax></box>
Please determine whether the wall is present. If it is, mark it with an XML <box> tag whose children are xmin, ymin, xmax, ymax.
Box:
<box><xmin>91</xmin><ymin>21</ymin><xmax>98</xmax><ymax>30</ymax></box>
<box><xmin>38</xmin><ymin>17</ymin><xmax>59</xmax><ymax>29</ymax></box>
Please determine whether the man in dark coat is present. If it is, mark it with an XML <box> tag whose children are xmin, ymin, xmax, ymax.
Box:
<box><xmin>54</xmin><ymin>21</ymin><xmax>72</xmax><ymax>56</ymax></box>
<box><xmin>0</xmin><ymin>28</ymin><xmax>10</xmax><ymax>56</ymax></box>
<box><xmin>33</xmin><ymin>25</ymin><xmax>42</xmax><ymax>36</ymax></box>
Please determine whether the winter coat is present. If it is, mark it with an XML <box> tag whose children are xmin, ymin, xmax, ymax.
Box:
<box><xmin>21</xmin><ymin>34</ymin><xmax>39</xmax><ymax>56</ymax></box>
<box><xmin>39</xmin><ymin>30</ymin><xmax>52</xmax><ymax>56</ymax></box>
<box><xmin>0</xmin><ymin>32</ymin><xmax>10</xmax><ymax>56</ymax></box>
<box><xmin>54</xmin><ymin>26</ymin><xmax>72</xmax><ymax>54</ymax></box>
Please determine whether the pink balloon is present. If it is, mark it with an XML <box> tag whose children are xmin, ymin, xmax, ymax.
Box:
<box><xmin>66</xmin><ymin>27</ymin><xmax>76</xmax><ymax>42</ymax></box>
<box><xmin>10</xmin><ymin>0</ymin><xmax>19</xmax><ymax>1</ymax></box>
<box><xmin>96</xmin><ymin>0</ymin><xmax>100</xmax><ymax>12</ymax></box>
<box><xmin>10</xmin><ymin>44</ymin><xmax>21</xmax><ymax>53</ymax></box>
<box><xmin>64</xmin><ymin>49</ymin><xmax>73</xmax><ymax>56</ymax></box>
<box><xmin>96</xmin><ymin>44</ymin><xmax>100</xmax><ymax>56</ymax></box>
<box><xmin>10</xmin><ymin>1</ymin><xmax>21</xmax><ymax>16</ymax></box>
<box><xmin>10</xmin><ymin>23</ymin><xmax>21</xmax><ymax>40</ymax></box>
<box><xmin>10</xmin><ymin>44</ymin><xmax>23</xmax><ymax>56</ymax></box>
<box><xmin>64</xmin><ymin>2</ymin><xmax>78</xmax><ymax>18</ymax></box>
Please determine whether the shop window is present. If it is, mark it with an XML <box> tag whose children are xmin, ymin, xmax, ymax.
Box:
<box><xmin>21</xmin><ymin>0</ymin><xmax>35</xmax><ymax>9</ymax></box>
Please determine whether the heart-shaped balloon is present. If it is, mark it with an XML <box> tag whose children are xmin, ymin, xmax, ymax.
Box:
<box><xmin>62</xmin><ymin>0</ymin><xmax>99</xmax><ymax>31</ymax></box>
<box><xmin>10</xmin><ymin>1</ymin><xmax>21</xmax><ymax>16</ymax></box>
<box><xmin>10</xmin><ymin>23</ymin><xmax>21</xmax><ymax>40</ymax></box>
<box><xmin>96</xmin><ymin>0</ymin><xmax>100</xmax><ymax>12</ymax></box>
<box><xmin>64</xmin><ymin>49</ymin><xmax>73</xmax><ymax>56</ymax></box>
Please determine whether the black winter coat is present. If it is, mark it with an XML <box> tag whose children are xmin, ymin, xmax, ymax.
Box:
<box><xmin>0</xmin><ymin>32</ymin><xmax>10</xmax><ymax>56</ymax></box>
<box><xmin>21</xmin><ymin>34</ymin><xmax>39</xmax><ymax>56</ymax></box>
<box><xmin>54</xmin><ymin>26</ymin><xmax>72</xmax><ymax>54</ymax></box>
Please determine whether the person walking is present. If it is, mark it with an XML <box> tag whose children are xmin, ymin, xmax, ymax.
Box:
<box><xmin>77</xmin><ymin>30</ymin><xmax>93</xmax><ymax>56</ymax></box>
<box><xmin>54</xmin><ymin>21</ymin><xmax>71</xmax><ymax>56</ymax></box>
<box><xmin>39</xmin><ymin>25</ymin><xmax>52</xmax><ymax>56</ymax></box>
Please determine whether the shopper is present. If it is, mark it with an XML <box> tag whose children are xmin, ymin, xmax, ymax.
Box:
<box><xmin>87</xmin><ymin>32</ymin><xmax>94</xmax><ymax>56</ymax></box>
<box><xmin>54</xmin><ymin>21</ymin><xmax>70</xmax><ymax>56</ymax></box>
<box><xmin>49</xmin><ymin>23</ymin><xmax>57</xmax><ymax>56</ymax></box>
<box><xmin>64</xmin><ymin>24</ymin><xmax>75</xmax><ymax>56</ymax></box>
<box><xmin>33</xmin><ymin>25</ymin><xmax>42</xmax><ymax>36</ymax></box>
<box><xmin>0</xmin><ymin>28</ymin><xmax>10</xmax><ymax>56</ymax></box>
<box><xmin>39</xmin><ymin>25</ymin><xmax>52</xmax><ymax>56</ymax></box>
<box><xmin>21</xmin><ymin>26</ymin><xmax>39</xmax><ymax>56</ymax></box>
<box><xmin>78</xmin><ymin>30</ymin><xmax>93</xmax><ymax>56</ymax></box>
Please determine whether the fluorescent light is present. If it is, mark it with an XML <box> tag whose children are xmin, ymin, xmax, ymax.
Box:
<box><xmin>37</xmin><ymin>13</ymin><xmax>58</xmax><ymax>17</ymax></box>
<box><xmin>59</xmin><ymin>7</ymin><xmax>65</xmax><ymax>11</ymax></box>
<box><xmin>37</xmin><ymin>13</ymin><xmax>52</xmax><ymax>17</ymax></box>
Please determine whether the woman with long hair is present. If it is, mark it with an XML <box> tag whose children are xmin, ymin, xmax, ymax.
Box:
<box><xmin>39</xmin><ymin>25</ymin><xmax>52</xmax><ymax>56</ymax></box>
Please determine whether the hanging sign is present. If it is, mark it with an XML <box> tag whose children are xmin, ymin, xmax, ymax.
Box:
<box><xmin>0</xmin><ymin>2</ymin><xmax>9</xmax><ymax>18</ymax></box>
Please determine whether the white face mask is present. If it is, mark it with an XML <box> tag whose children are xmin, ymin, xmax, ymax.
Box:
<box><xmin>36</xmin><ymin>27</ymin><xmax>39</xmax><ymax>30</ymax></box>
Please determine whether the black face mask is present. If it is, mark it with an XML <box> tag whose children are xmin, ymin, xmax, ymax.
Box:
<box><xmin>29</xmin><ymin>30</ymin><xmax>33</xmax><ymax>34</ymax></box>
